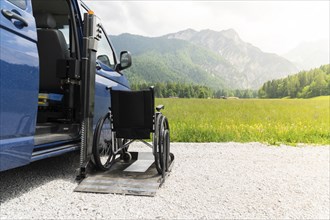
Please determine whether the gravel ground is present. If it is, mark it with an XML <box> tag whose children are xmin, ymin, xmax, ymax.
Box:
<box><xmin>0</xmin><ymin>142</ymin><xmax>329</xmax><ymax>219</ymax></box>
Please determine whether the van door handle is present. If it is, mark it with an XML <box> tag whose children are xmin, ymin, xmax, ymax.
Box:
<box><xmin>1</xmin><ymin>9</ymin><xmax>28</xmax><ymax>27</ymax></box>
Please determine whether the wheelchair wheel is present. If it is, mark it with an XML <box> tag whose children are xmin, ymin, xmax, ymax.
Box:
<box><xmin>154</xmin><ymin>114</ymin><xmax>170</xmax><ymax>174</ymax></box>
<box><xmin>92</xmin><ymin>112</ymin><xmax>115</xmax><ymax>171</ymax></box>
<box><xmin>164</xmin><ymin>129</ymin><xmax>171</xmax><ymax>172</ymax></box>
<box><xmin>121</xmin><ymin>151</ymin><xmax>132</xmax><ymax>162</ymax></box>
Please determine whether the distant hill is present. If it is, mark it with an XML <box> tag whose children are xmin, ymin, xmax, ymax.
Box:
<box><xmin>111</xmin><ymin>33</ymin><xmax>241</xmax><ymax>89</ymax></box>
<box><xmin>111</xmin><ymin>29</ymin><xmax>298</xmax><ymax>89</ymax></box>
<box><xmin>259</xmin><ymin>64</ymin><xmax>330</xmax><ymax>98</ymax></box>
<box><xmin>283</xmin><ymin>39</ymin><xmax>330</xmax><ymax>71</ymax></box>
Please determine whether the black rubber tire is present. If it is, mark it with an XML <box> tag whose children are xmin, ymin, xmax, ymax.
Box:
<box><xmin>153</xmin><ymin>114</ymin><xmax>163</xmax><ymax>174</ymax></box>
<box><xmin>154</xmin><ymin>114</ymin><xmax>170</xmax><ymax>174</ymax></box>
<box><xmin>164</xmin><ymin>129</ymin><xmax>170</xmax><ymax>172</ymax></box>
<box><xmin>122</xmin><ymin>151</ymin><xmax>132</xmax><ymax>162</ymax></box>
<box><xmin>160</xmin><ymin>116</ymin><xmax>170</xmax><ymax>171</ymax></box>
<box><xmin>92</xmin><ymin>113</ymin><xmax>115</xmax><ymax>171</ymax></box>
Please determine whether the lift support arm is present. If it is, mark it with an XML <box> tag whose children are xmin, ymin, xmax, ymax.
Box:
<box><xmin>77</xmin><ymin>13</ymin><xmax>100</xmax><ymax>180</ymax></box>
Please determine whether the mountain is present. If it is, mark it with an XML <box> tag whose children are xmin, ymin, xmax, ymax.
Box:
<box><xmin>111</xmin><ymin>33</ymin><xmax>243</xmax><ymax>89</ymax></box>
<box><xmin>283</xmin><ymin>39</ymin><xmax>329</xmax><ymax>71</ymax></box>
<box><xmin>111</xmin><ymin>29</ymin><xmax>298</xmax><ymax>89</ymax></box>
<box><xmin>165</xmin><ymin>29</ymin><xmax>298</xmax><ymax>89</ymax></box>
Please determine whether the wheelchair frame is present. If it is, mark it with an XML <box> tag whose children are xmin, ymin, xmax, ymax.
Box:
<box><xmin>92</xmin><ymin>87</ymin><xmax>172</xmax><ymax>177</ymax></box>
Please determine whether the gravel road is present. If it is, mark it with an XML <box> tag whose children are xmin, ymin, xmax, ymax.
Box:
<box><xmin>0</xmin><ymin>143</ymin><xmax>329</xmax><ymax>219</ymax></box>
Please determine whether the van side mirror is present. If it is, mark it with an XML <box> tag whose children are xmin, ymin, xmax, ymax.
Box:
<box><xmin>116</xmin><ymin>51</ymin><xmax>132</xmax><ymax>71</ymax></box>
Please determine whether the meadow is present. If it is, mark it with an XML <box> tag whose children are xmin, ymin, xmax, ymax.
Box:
<box><xmin>156</xmin><ymin>96</ymin><xmax>330</xmax><ymax>145</ymax></box>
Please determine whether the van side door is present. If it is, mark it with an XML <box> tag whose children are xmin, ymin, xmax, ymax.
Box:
<box><xmin>0</xmin><ymin>0</ymin><xmax>39</xmax><ymax>171</ymax></box>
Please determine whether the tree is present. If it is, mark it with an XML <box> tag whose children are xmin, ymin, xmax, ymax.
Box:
<box><xmin>259</xmin><ymin>64</ymin><xmax>330</xmax><ymax>99</ymax></box>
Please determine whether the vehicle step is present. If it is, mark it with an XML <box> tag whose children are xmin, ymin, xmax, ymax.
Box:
<box><xmin>31</xmin><ymin>143</ymin><xmax>80</xmax><ymax>162</ymax></box>
<box><xmin>35</xmin><ymin>124</ymin><xmax>58</xmax><ymax>135</ymax></box>
<box><xmin>36</xmin><ymin>123</ymin><xmax>80</xmax><ymax>135</ymax></box>
<box><xmin>34</xmin><ymin>133</ymin><xmax>79</xmax><ymax>146</ymax></box>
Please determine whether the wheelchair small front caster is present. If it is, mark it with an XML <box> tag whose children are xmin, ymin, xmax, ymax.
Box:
<box><xmin>121</xmin><ymin>152</ymin><xmax>132</xmax><ymax>162</ymax></box>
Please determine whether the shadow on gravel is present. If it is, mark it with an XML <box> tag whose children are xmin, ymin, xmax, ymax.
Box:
<box><xmin>0</xmin><ymin>151</ymin><xmax>80</xmax><ymax>203</ymax></box>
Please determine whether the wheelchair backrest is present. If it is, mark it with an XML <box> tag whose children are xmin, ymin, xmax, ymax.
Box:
<box><xmin>110</xmin><ymin>88</ymin><xmax>155</xmax><ymax>138</ymax></box>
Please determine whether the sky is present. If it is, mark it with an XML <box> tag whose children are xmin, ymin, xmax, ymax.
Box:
<box><xmin>84</xmin><ymin>0</ymin><xmax>330</xmax><ymax>55</ymax></box>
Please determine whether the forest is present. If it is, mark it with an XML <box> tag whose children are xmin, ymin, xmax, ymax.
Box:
<box><xmin>130</xmin><ymin>65</ymin><xmax>329</xmax><ymax>99</ymax></box>
<box><xmin>258</xmin><ymin>65</ymin><xmax>329</xmax><ymax>98</ymax></box>
<box><xmin>130</xmin><ymin>82</ymin><xmax>258</xmax><ymax>99</ymax></box>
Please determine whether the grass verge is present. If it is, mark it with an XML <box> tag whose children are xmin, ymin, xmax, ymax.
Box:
<box><xmin>156</xmin><ymin>97</ymin><xmax>330</xmax><ymax>145</ymax></box>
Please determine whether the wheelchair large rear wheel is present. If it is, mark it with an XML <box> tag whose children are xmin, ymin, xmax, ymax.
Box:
<box><xmin>92</xmin><ymin>113</ymin><xmax>115</xmax><ymax>171</ymax></box>
<box><xmin>154</xmin><ymin>114</ymin><xmax>170</xmax><ymax>174</ymax></box>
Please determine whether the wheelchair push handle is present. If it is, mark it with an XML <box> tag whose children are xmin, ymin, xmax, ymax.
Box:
<box><xmin>156</xmin><ymin>105</ymin><xmax>164</xmax><ymax>112</ymax></box>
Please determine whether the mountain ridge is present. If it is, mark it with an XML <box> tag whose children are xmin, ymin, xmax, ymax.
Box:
<box><xmin>165</xmin><ymin>29</ymin><xmax>298</xmax><ymax>88</ymax></box>
<box><xmin>111</xmin><ymin>28</ymin><xmax>299</xmax><ymax>89</ymax></box>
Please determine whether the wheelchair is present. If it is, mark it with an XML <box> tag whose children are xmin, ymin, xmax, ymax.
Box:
<box><xmin>92</xmin><ymin>87</ymin><xmax>172</xmax><ymax>175</ymax></box>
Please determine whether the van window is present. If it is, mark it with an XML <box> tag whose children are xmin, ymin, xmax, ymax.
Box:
<box><xmin>7</xmin><ymin>0</ymin><xmax>26</xmax><ymax>9</ymax></box>
<box><xmin>78</xmin><ymin>2</ymin><xmax>116</xmax><ymax>69</ymax></box>
<box><xmin>97</xmin><ymin>28</ymin><xmax>116</xmax><ymax>69</ymax></box>
<box><xmin>58</xmin><ymin>25</ymin><xmax>70</xmax><ymax>46</ymax></box>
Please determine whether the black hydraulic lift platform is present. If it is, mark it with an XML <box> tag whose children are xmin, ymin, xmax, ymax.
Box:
<box><xmin>75</xmin><ymin>152</ymin><xmax>174</xmax><ymax>196</ymax></box>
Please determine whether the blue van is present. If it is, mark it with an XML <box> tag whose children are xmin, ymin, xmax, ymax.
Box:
<box><xmin>0</xmin><ymin>0</ymin><xmax>131</xmax><ymax>172</ymax></box>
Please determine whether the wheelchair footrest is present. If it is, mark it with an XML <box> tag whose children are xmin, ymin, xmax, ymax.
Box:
<box><xmin>74</xmin><ymin>152</ymin><xmax>173</xmax><ymax>197</ymax></box>
<box><xmin>124</xmin><ymin>152</ymin><xmax>154</xmax><ymax>172</ymax></box>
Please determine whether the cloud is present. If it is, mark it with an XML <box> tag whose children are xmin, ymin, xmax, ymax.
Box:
<box><xmin>83</xmin><ymin>0</ymin><xmax>329</xmax><ymax>54</ymax></box>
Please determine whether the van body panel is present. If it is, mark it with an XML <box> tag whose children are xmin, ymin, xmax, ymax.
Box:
<box><xmin>96</xmin><ymin>63</ymin><xmax>130</xmax><ymax>87</ymax></box>
<box><xmin>0</xmin><ymin>0</ymin><xmax>39</xmax><ymax>171</ymax></box>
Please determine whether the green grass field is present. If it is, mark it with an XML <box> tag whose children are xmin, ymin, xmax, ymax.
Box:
<box><xmin>156</xmin><ymin>96</ymin><xmax>330</xmax><ymax>145</ymax></box>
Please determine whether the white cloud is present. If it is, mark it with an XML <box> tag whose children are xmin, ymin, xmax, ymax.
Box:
<box><xmin>83</xmin><ymin>0</ymin><xmax>329</xmax><ymax>54</ymax></box>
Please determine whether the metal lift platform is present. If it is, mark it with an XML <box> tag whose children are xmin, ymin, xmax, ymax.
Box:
<box><xmin>74</xmin><ymin>152</ymin><xmax>174</xmax><ymax>197</ymax></box>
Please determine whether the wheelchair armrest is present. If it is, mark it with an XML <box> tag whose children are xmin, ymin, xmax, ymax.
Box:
<box><xmin>156</xmin><ymin>105</ymin><xmax>165</xmax><ymax>112</ymax></box>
